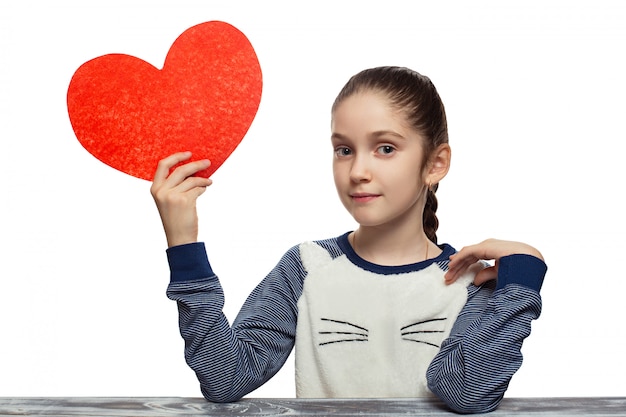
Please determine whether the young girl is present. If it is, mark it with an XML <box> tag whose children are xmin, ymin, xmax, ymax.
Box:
<box><xmin>151</xmin><ymin>66</ymin><xmax>547</xmax><ymax>414</ymax></box>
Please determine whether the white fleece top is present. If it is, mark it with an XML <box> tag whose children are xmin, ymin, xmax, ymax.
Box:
<box><xmin>296</xmin><ymin>240</ymin><xmax>479</xmax><ymax>397</ymax></box>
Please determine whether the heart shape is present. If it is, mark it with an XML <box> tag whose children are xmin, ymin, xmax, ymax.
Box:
<box><xmin>67</xmin><ymin>21</ymin><xmax>263</xmax><ymax>180</ymax></box>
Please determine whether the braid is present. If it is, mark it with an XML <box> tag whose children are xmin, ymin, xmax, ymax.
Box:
<box><xmin>423</xmin><ymin>184</ymin><xmax>439</xmax><ymax>244</ymax></box>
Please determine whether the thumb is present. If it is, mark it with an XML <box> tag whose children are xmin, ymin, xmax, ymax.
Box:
<box><xmin>473</xmin><ymin>265</ymin><xmax>498</xmax><ymax>286</ymax></box>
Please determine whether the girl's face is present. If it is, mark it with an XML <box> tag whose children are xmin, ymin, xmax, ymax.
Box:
<box><xmin>331</xmin><ymin>91</ymin><xmax>429</xmax><ymax>231</ymax></box>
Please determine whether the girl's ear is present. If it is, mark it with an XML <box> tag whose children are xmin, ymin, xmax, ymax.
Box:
<box><xmin>425</xmin><ymin>144</ymin><xmax>451</xmax><ymax>185</ymax></box>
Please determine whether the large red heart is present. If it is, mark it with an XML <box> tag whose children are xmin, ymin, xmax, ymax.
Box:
<box><xmin>67</xmin><ymin>21</ymin><xmax>262</xmax><ymax>181</ymax></box>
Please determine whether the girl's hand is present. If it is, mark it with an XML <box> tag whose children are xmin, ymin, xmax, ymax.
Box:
<box><xmin>444</xmin><ymin>239</ymin><xmax>544</xmax><ymax>286</ymax></box>
<box><xmin>150</xmin><ymin>152</ymin><xmax>213</xmax><ymax>248</ymax></box>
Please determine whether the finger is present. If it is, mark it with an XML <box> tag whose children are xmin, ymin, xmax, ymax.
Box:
<box><xmin>165</xmin><ymin>158</ymin><xmax>211</xmax><ymax>187</ymax></box>
<box><xmin>445</xmin><ymin>240</ymin><xmax>497</xmax><ymax>283</ymax></box>
<box><xmin>174</xmin><ymin>176</ymin><xmax>213</xmax><ymax>196</ymax></box>
<box><xmin>445</xmin><ymin>256</ymin><xmax>478</xmax><ymax>284</ymax></box>
<box><xmin>473</xmin><ymin>265</ymin><xmax>498</xmax><ymax>286</ymax></box>
<box><xmin>447</xmin><ymin>250</ymin><xmax>479</xmax><ymax>273</ymax></box>
<box><xmin>448</xmin><ymin>252</ymin><xmax>478</xmax><ymax>270</ymax></box>
<box><xmin>153</xmin><ymin>152</ymin><xmax>192</xmax><ymax>184</ymax></box>
<box><xmin>451</xmin><ymin>243</ymin><xmax>489</xmax><ymax>263</ymax></box>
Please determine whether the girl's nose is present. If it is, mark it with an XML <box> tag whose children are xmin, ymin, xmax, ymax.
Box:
<box><xmin>350</xmin><ymin>155</ymin><xmax>372</xmax><ymax>183</ymax></box>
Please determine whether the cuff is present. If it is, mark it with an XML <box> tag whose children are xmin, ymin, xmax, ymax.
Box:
<box><xmin>496</xmin><ymin>254</ymin><xmax>547</xmax><ymax>292</ymax></box>
<box><xmin>166</xmin><ymin>242</ymin><xmax>214</xmax><ymax>283</ymax></box>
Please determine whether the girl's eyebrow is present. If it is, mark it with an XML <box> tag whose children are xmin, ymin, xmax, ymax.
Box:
<box><xmin>370</xmin><ymin>130</ymin><xmax>407</xmax><ymax>140</ymax></box>
<box><xmin>331</xmin><ymin>130</ymin><xmax>406</xmax><ymax>142</ymax></box>
<box><xmin>331</xmin><ymin>132</ymin><xmax>348</xmax><ymax>142</ymax></box>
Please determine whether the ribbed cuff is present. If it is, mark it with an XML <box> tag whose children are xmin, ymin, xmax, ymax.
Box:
<box><xmin>166</xmin><ymin>242</ymin><xmax>214</xmax><ymax>282</ymax></box>
<box><xmin>496</xmin><ymin>254</ymin><xmax>547</xmax><ymax>292</ymax></box>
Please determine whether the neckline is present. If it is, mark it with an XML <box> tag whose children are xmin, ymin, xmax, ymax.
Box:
<box><xmin>337</xmin><ymin>231</ymin><xmax>455</xmax><ymax>275</ymax></box>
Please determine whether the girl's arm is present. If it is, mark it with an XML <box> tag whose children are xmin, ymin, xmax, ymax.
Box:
<box><xmin>427</xmin><ymin>240</ymin><xmax>547</xmax><ymax>414</ymax></box>
<box><xmin>165</xmin><ymin>243</ymin><xmax>302</xmax><ymax>402</ymax></box>
<box><xmin>152</xmin><ymin>154</ymin><xmax>300</xmax><ymax>402</ymax></box>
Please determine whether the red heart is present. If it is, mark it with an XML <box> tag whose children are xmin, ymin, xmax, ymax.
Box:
<box><xmin>67</xmin><ymin>21</ymin><xmax>262</xmax><ymax>181</ymax></box>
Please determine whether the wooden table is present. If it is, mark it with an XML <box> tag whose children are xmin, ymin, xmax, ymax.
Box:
<box><xmin>0</xmin><ymin>397</ymin><xmax>624</xmax><ymax>416</ymax></box>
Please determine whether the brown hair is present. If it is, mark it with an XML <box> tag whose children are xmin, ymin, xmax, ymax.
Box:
<box><xmin>332</xmin><ymin>66</ymin><xmax>448</xmax><ymax>243</ymax></box>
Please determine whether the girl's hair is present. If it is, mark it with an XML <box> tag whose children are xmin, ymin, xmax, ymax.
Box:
<box><xmin>332</xmin><ymin>66</ymin><xmax>448</xmax><ymax>244</ymax></box>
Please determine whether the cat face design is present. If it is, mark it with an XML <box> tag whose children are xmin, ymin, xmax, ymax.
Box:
<box><xmin>318</xmin><ymin>317</ymin><xmax>447</xmax><ymax>348</ymax></box>
<box><xmin>295</xmin><ymin>241</ymin><xmax>476</xmax><ymax>398</ymax></box>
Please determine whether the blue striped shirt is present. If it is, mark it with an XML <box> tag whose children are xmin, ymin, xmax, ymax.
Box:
<box><xmin>166</xmin><ymin>232</ymin><xmax>546</xmax><ymax>413</ymax></box>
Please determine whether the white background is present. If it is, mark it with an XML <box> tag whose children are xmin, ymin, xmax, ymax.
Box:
<box><xmin>1</xmin><ymin>0</ymin><xmax>625</xmax><ymax>398</ymax></box>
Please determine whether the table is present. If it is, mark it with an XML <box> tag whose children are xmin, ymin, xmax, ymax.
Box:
<box><xmin>0</xmin><ymin>397</ymin><xmax>624</xmax><ymax>416</ymax></box>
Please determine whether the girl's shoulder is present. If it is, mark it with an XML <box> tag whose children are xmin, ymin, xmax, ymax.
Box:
<box><xmin>297</xmin><ymin>232</ymin><xmax>457</xmax><ymax>276</ymax></box>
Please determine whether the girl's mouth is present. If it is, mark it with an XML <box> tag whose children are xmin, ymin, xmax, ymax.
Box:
<box><xmin>351</xmin><ymin>193</ymin><xmax>380</xmax><ymax>203</ymax></box>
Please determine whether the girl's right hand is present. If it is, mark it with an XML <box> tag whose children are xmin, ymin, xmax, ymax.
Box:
<box><xmin>150</xmin><ymin>152</ymin><xmax>213</xmax><ymax>248</ymax></box>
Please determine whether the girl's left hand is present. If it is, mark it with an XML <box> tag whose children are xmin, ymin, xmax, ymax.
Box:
<box><xmin>444</xmin><ymin>239</ymin><xmax>544</xmax><ymax>286</ymax></box>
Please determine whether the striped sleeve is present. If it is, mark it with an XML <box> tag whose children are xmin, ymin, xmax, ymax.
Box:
<box><xmin>165</xmin><ymin>243</ymin><xmax>306</xmax><ymax>402</ymax></box>
<box><xmin>426</xmin><ymin>254</ymin><xmax>547</xmax><ymax>414</ymax></box>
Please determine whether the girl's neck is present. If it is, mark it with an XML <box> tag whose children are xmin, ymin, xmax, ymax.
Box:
<box><xmin>350</xmin><ymin>225</ymin><xmax>441</xmax><ymax>266</ymax></box>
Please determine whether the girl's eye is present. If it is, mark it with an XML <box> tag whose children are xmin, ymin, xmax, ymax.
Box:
<box><xmin>335</xmin><ymin>147</ymin><xmax>352</xmax><ymax>157</ymax></box>
<box><xmin>377</xmin><ymin>145</ymin><xmax>395</xmax><ymax>155</ymax></box>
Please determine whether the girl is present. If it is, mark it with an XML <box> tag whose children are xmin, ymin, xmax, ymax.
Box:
<box><xmin>151</xmin><ymin>66</ymin><xmax>547</xmax><ymax>414</ymax></box>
